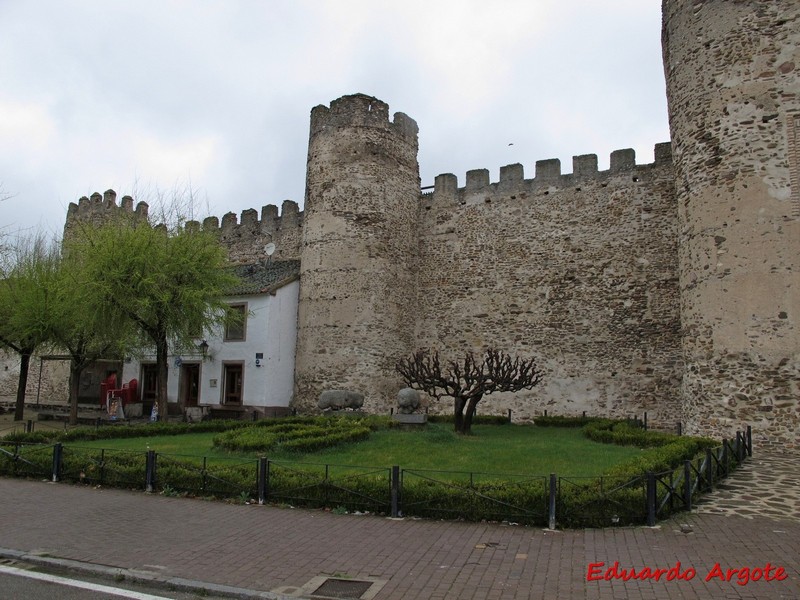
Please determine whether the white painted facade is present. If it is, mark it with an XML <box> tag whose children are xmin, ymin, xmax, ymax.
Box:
<box><xmin>122</xmin><ymin>279</ymin><xmax>299</xmax><ymax>410</ymax></box>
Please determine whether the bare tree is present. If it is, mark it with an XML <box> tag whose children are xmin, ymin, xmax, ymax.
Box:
<box><xmin>396</xmin><ymin>348</ymin><xmax>543</xmax><ymax>434</ymax></box>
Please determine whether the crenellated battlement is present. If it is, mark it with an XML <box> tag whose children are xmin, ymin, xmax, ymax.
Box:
<box><xmin>66</xmin><ymin>189</ymin><xmax>149</xmax><ymax>224</ymax></box>
<box><xmin>64</xmin><ymin>190</ymin><xmax>304</xmax><ymax>263</ymax></box>
<box><xmin>422</xmin><ymin>142</ymin><xmax>672</xmax><ymax>208</ymax></box>
<box><xmin>183</xmin><ymin>199</ymin><xmax>303</xmax><ymax>238</ymax></box>
<box><xmin>309</xmin><ymin>93</ymin><xmax>418</xmax><ymax>142</ymax></box>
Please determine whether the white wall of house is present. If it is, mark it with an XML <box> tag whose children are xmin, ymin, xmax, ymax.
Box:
<box><xmin>122</xmin><ymin>280</ymin><xmax>299</xmax><ymax>409</ymax></box>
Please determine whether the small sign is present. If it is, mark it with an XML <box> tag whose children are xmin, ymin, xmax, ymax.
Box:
<box><xmin>210</xmin><ymin>379</ymin><xmax>218</xmax><ymax>388</ymax></box>
<box><xmin>174</xmin><ymin>357</ymin><xmax>183</xmax><ymax>367</ymax></box>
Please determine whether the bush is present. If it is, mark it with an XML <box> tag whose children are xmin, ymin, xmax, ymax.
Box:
<box><xmin>60</xmin><ymin>447</ymin><xmax>147</xmax><ymax>489</ymax></box>
<box><xmin>534</xmin><ymin>415</ymin><xmax>596</xmax><ymax>428</ymax></box>
<box><xmin>400</xmin><ymin>475</ymin><xmax>548</xmax><ymax>525</ymax></box>
<box><xmin>583</xmin><ymin>419</ymin><xmax>674</xmax><ymax>448</ymax></box>
<box><xmin>280</xmin><ymin>427</ymin><xmax>372</xmax><ymax>452</ymax></box>
<box><xmin>2</xmin><ymin>430</ymin><xmax>60</xmax><ymax>444</ymax></box>
<box><xmin>427</xmin><ymin>414</ymin><xmax>510</xmax><ymax>425</ymax></box>
<box><xmin>0</xmin><ymin>442</ymin><xmax>54</xmax><ymax>478</ymax></box>
<box><xmin>0</xmin><ymin>413</ymin><xmax>731</xmax><ymax>528</ymax></box>
<box><xmin>213</xmin><ymin>416</ymin><xmax>380</xmax><ymax>453</ymax></box>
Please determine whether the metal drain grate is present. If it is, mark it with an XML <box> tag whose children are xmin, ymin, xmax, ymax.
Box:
<box><xmin>311</xmin><ymin>578</ymin><xmax>374</xmax><ymax>599</ymax></box>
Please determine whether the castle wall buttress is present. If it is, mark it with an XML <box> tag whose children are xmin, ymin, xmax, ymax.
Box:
<box><xmin>416</xmin><ymin>146</ymin><xmax>683</xmax><ymax>424</ymax></box>
<box><xmin>294</xmin><ymin>94</ymin><xmax>421</xmax><ymax>412</ymax></box>
<box><xmin>663</xmin><ymin>0</ymin><xmax>800</xmax><ymax>448</ymax></box>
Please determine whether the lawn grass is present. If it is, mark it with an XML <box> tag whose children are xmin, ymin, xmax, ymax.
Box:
<box><xmin>71</xmin><ymin>423</ymin><xmax>643</xmax><ymax>477</ymax></box>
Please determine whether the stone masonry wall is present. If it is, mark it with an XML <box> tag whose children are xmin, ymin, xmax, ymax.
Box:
<box><xmin>0</xmin><ymin>351</ymin><xmax>69</xmax><ymax>407</ymax></box>
<box><xmin>414</xmin><ymin>145</ymin><xmax>682</xmax><ymax>426</ymax></box>
<box><xmin>663</xmin><ymin>0</ymin><xmax>800</xmax><ymax>448</ymax></box>
<box><xmin>294</xmin><ymin>95</ymin><xmax>421</xmax><ymax>413</ymax></box>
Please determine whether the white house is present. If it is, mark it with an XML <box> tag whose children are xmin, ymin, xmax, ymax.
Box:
<box><xmin>122</xmin><ymin>260</ymin><xmax>300</xmax><ymax>418</ymax></box>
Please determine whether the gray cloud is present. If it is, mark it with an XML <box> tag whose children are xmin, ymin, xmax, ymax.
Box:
<box><xmin>0</xmin><ymin>0</ymin><xmax>668</xmax><ymax>236</ymax></box>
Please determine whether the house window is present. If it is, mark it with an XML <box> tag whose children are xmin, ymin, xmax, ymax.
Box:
<box><xmin>224</xmin><ymin>303</ymin><xmax>247</xmax><ymax>341</ymax></box>
<box><xmin>223</xmin><ymin>363</ymin><xmax>243</xmax><ymax>404</ymax></box>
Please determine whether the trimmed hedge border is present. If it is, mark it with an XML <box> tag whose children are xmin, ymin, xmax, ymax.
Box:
<box><xmin>0</xmin><ymin>414</ymin><xmax>746</xmax><ymax>528</ymax></box>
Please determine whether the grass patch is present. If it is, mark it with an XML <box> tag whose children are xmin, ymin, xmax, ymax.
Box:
<box><xmin>71</xmin><ymin>423</ymin><xmax>642</xmax><ymax>477</ymax></box>
<box><xmin>69</xmin><ymin>433</ymin><xmax>228</xmax><ymax>460</ymax></box>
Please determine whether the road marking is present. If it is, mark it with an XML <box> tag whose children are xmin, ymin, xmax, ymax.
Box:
<box><xmin>0</xmin><ymin>564</ymin><xmax>173</xmax><ymax>599</ymax></box>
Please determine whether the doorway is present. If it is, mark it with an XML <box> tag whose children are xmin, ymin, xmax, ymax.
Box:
<box><xmin>180</xmin><ymin>363</ymin><xmax>201</xmax><ymax>408</ymax></box>
<box><xmin>223</xmin><ymin>363</ymin><xmax>243</xmax><ymax>405</ymax></box>
<box><xmin>141</xmin><ymin>364</ymin><xmax>158</xmax><ymax>415</ymax></box>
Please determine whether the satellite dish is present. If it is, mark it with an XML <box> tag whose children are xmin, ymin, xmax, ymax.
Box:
<box><xmin>264</xmin><ymin>243</ymin><xmax>276</xmax><ymax>256</ymax></box>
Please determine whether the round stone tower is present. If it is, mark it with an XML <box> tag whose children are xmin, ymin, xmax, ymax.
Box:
<box><xmin>294</xmin><ymin>94</ymin><xmax>421</xmax><ymax>413</ymax></box>
<box><xmin>662</xmin><ymin>1</ymin><xmax>799</xmax><ymax>446</ymax></box>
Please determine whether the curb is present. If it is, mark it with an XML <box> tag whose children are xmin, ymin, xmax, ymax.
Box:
<box><xmin>0</xmin><ymin>547</ymin><xmax>290</xmax><ymax>599</ymax></box>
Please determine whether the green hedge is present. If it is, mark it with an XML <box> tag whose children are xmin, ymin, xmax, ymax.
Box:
<box><xmin>1</xmin><ymin>415</ymin><xmax>733</xmax><ymax>527</ymax></box>
<box><xmin>534</xmin><ymin>415</ymin><xmax>596</xmax><ymax>428</ymax></box>
<box><xmin>427</xmin><ymin>414</ymin><xmax>510</xmax><ymax>425</ymax></box>
<box><xmin>213</xmin><ymin>416</ymin><xmax>382</xmax><ymax>453</ymax></box>
<box><xmin>399</xmin><ymin>475</ymin><xmax>548</xmax><ymax>525</ymax></box>
<box><xmin>280</xmin><ymin>427</ymin><xmax>372</xmax><ymax>452</ymax></box>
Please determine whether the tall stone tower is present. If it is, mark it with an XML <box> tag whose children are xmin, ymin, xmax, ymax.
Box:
<box><xmin>294</xmin><ymin>94</ymin><xmax>421</xmax><ymax>412</ymax></box>
<box><xmin>662</xmin><ymin>1</ymin><xmax>799</xmax><ymax>446</ymax></box>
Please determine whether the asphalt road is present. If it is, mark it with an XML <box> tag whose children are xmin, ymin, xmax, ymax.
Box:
<box><xmin>0</xmin><ymin>564</ymin><xmax>232</xmax><ymax>600</ymax></box>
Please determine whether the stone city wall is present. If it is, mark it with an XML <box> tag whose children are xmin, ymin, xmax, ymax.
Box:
<box><xmin>415</xmin><ymin>144</ymin><xmax>683</xmax><ymax>426</ymax></box>
<box><xmin>664</xmin><ymin>0</ymin><xmax>799</xmax><ymax>448</ymax></box>
<box><xmin>294</xmin><ymin>94</ymin><xmax>422</xmax><ymax>413</ymax></box>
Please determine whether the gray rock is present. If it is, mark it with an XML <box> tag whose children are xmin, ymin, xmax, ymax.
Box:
<box><xmin>397</xmin><ymin>387</ymin><xmax>421</xmax><ymax>414</ymax></box>
<box><xmin>318</xmin><ymin>389</ymin><xmax>364</xmax><ymax>410</ymax></box>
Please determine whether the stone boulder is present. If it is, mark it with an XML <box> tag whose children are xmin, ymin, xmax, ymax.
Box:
<box><xmin>396</xmin><ymin>387</ymin><xmax>421</xmax><ymax>414</ymax></box>
<box><xmin>318</xmin><ymin>389</ymin><xmax>364</xmax><ymax>411</ymax></box>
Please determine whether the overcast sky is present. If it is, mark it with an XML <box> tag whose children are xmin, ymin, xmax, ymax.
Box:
<box><xmin>0</xmin><ymin>0</ymin><xmax>669</xmax><ymax>238</ymax></box>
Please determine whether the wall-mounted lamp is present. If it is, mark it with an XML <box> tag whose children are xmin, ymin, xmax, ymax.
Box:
<box><xmin>198</xmin><ymin>340</ymin><xmax>209</xmax><ymax>358</ymax></box>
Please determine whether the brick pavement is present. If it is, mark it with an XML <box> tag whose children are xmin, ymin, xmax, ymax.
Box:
<box><xmin>0</xmin><ymin>470</ymin><xmax>798</xmax><ymax>600</ymax></box>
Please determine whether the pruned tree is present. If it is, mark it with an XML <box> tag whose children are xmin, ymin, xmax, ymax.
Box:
<box><xmin>65</xmin><ymin>211</ymin><xmax>239</xmax><ymax>420</ymax></box>
<box><xmin>396</xmin><ymin>348</ymin><xmax>543</xmax><ymax>434</ymax></box>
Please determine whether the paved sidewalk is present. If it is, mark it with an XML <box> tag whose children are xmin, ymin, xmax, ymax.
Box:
<box><xmin>1</xmin><ymin>470</ymin><xmax>798</xmax><ymax>600</ymax></box>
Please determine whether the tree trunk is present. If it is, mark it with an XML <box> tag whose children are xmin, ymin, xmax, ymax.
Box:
<box><xmin>453</xmin><ymin>396</ymin><xmax>466</xmax><ymax>434</ymax></box>
<box><xmin>461</xmin><ymin>395</ymin><xmax>482</xmax><ymax>435</ymax></box>
<box><xmin>68</xmin><ymin>361</ymin><xmax>84</xmax><ymax>426</ymax></box>
<box><xmin>14</xmin><ymin>352</ymin><xmax>32</xmax><ymax>421</ymax></box>
<box><xmin>155</xmin><ymin>332</ymin><xmax>169</xmax><ymax>421</ymax></box>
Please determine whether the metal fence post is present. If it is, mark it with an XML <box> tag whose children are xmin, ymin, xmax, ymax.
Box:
<box><xmin>391</xmin><ymin>466</ymin><xmax>401</xmax><ymax>518</ymax></box>
<box><xmin>145</xmin><ymin>450</ymin><xmax>156</xmax><ymax>492</ymax></box>
<box><xmin>746</xmin><ymin>425</ymin><xmax>752</xmax><ymax>457</ymax></box>
<box><xmin>683</xmin><ymin>460</ymin><xmax>692</xmax><ymax>510</ymax></box>
<box><xmin>646</xmin><ymin>472</ymin><xmax>656</xmax><ymax>526</ymax></box>
<box><xmin>258</xmin><ymin>457</ymin><xmax>268</xmax><ymax>505</ymax></box>
<box><xmin>25</xmin><ymin>420</ymin><xmax>33</xmax><ymax>434</ymax></box>
<box><xmin>51</xmin><ymin>443</ymin><xmax>63</xmax><ymax>482</ymax></box>
<box><xmin>548</xmin><ymin>473</ymin><xmax>557</xmax><ymax>530</ymax></box>
<box><xmin>705</xmin><ymin>448</ymin><xmax>713</xmax><ymax>492</ymax></box>
<box><xmin>643</xmin><ymin>412</ymin><xmax>648</xmax><ymax>431</ymax></box>
<box><xmin>677</xmin><ymin>422</ymin><xmax>682</xmax><ymax>436</ymax></box>
<box><xmin>722</xmin><ymin>440</ymin><xmax>729</xmax><ymax>476</ymax></box>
